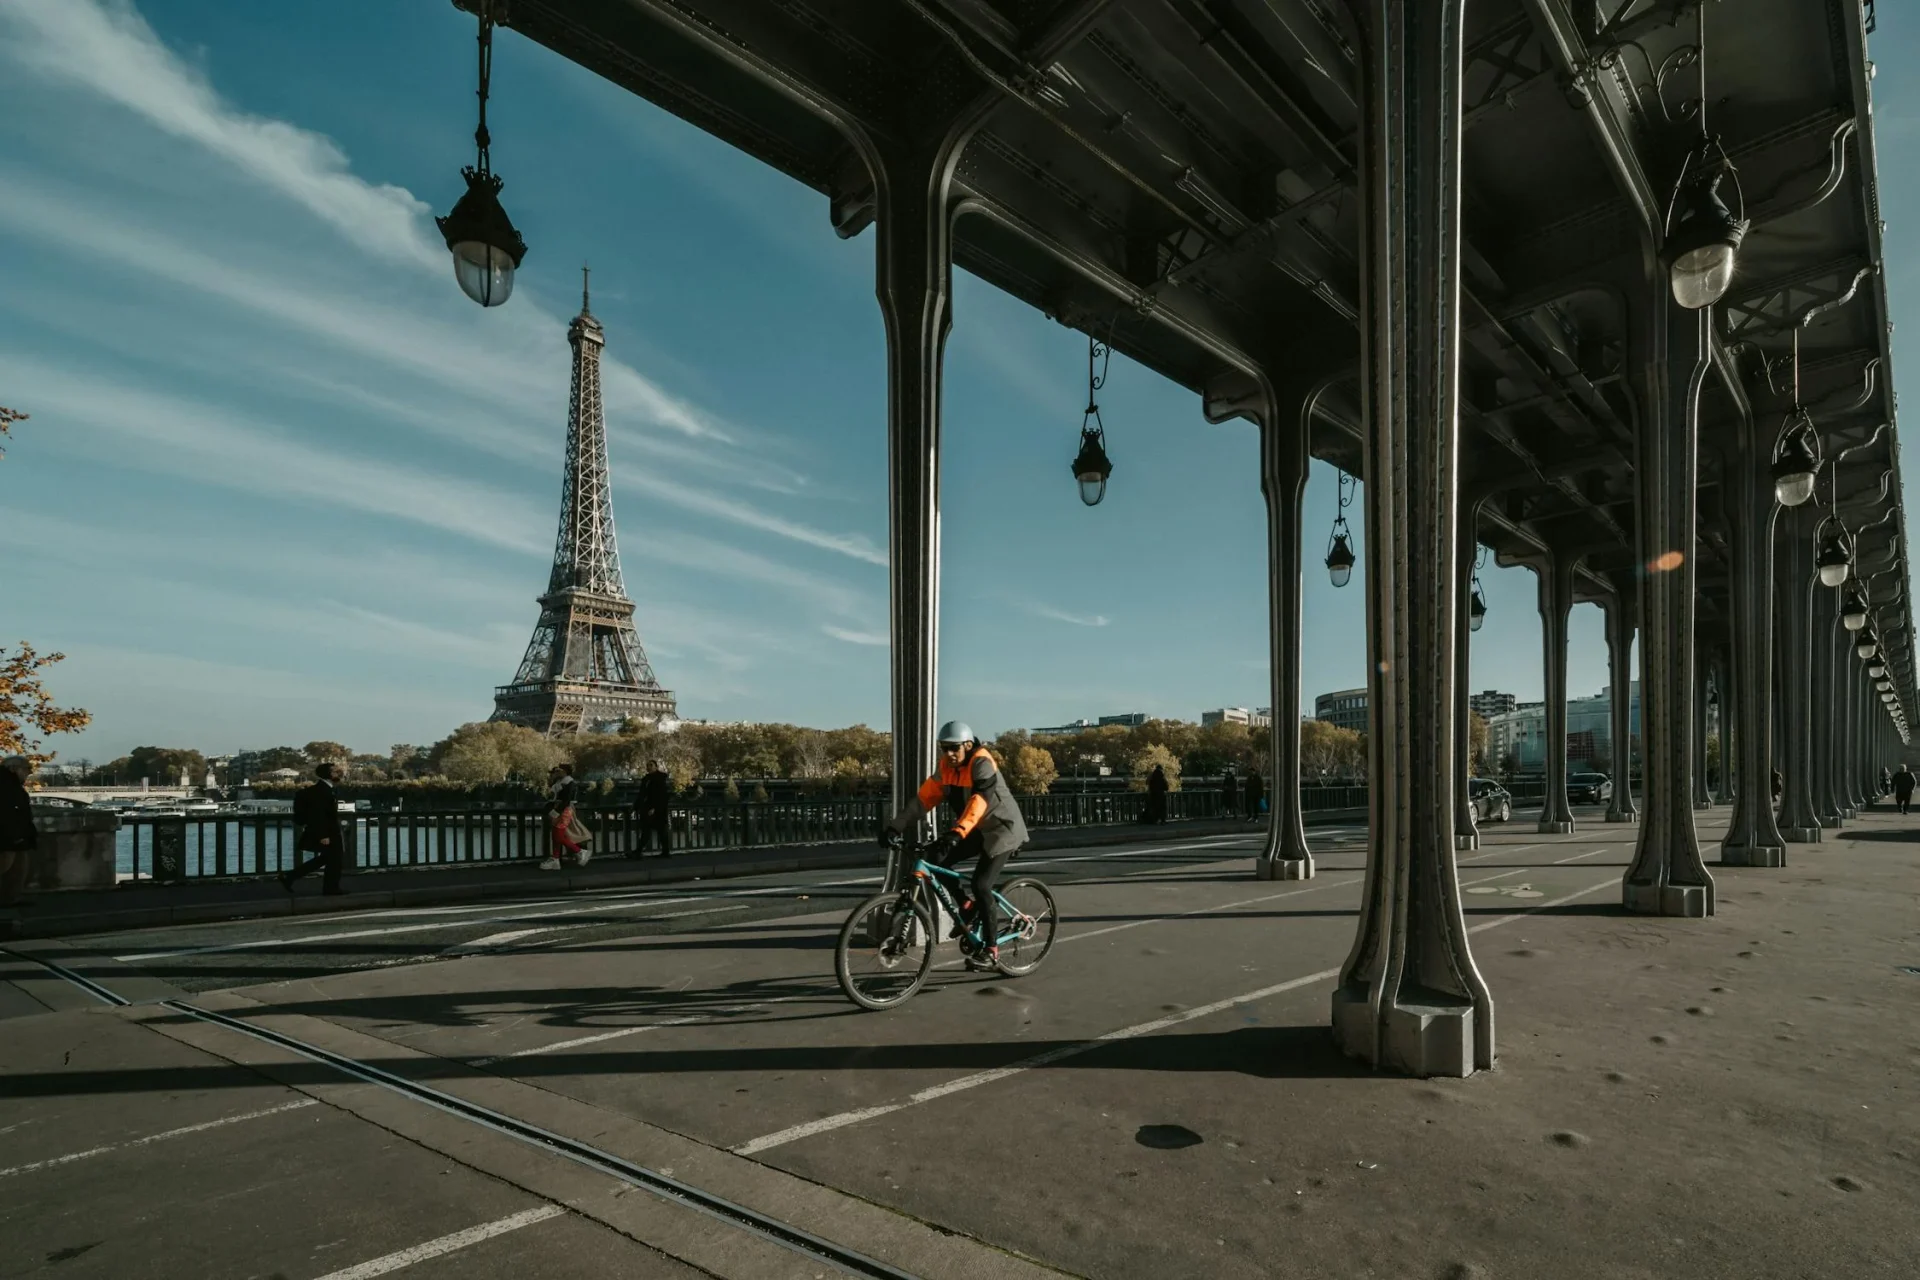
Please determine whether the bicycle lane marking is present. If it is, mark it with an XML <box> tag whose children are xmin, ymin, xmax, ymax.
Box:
<box><xmin>736</xmin><ymin>847</ymin><xmax>1612</xmax><ymax>1156</ymax></box>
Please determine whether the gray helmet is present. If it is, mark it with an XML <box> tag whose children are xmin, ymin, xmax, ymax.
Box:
<box><xmin>936</xmin><ymin>720</ymin><xmax>975</xmax><ymax>746</ymax></box>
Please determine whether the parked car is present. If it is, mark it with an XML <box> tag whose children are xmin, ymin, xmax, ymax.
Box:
<box><xmin>1568</xmin><ymin>772</ymin><xmax>1613</xmax><ymax>804</ymax></box>
<box><xmin>1467</xmin><ymin>778</ymin><xmax>1512</xmax><ymax>822</ymax></box>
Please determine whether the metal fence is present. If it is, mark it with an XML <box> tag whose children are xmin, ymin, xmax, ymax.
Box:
<box><xmin>111</xmin><ymin>785</ymin><xmax>1373</xmax><ymax>883</ymax></box>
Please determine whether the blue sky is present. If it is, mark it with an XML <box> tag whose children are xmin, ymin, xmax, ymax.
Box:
<box><xmin>1</xmin><ymin>0</ymin><xmax>1912</xmax><ymax>762</ymax></box>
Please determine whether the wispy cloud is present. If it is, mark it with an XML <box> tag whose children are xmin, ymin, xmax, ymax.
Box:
<box><xmin>1028</xmin><ymin>602</ymin><xmax>1112</xmax><ymax>628</ymax></box>
<box><xmin>636</xmin><ymin>529</ymin><xmax>875</xmax><ymax>619</ymax></box>
<box><xmin>622</xmin><ymin>469</ymin><xmax>888</xmax><ymax>567</ymax></box>
<box><xmin>822</xmin><ymin>625</ymin><xmax>888</xmax><ymax>646</ymax></box>
<box><xmin>3</xmin><ymin>359</ymin><xmax>551</xmax><ymax>556</ymax></box>
<box><xmin>0</xmin><ymin>2</ymin><xmax>737</xmax><ymax>445</ymax></box>
<box><xmin>0</xmin><ymin>0</ymin><xmax>439</xmax><ymax>269</ymax></box>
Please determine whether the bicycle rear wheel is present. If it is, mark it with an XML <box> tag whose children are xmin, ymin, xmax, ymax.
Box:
<box><xmin>992</xmin><ymin>878</ymin><xmax>1058</xmax><ymax>976</ymax></box>
<box><xmin>836</xmin><ymin>892</ymin><xmax>935</xmax><ymax>1010</ymax></box>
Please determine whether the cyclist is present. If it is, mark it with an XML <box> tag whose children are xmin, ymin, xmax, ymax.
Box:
<box><xmin>884</xmin><ymin>721</ymin><xmax>1030</xmax><ymax>969</ymax></box>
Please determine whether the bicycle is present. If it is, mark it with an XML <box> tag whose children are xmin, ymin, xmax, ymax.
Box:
<box><xmin>834</xmin><ymin>833</ymin><xmax>1059</xmax><ymax>1010</ymax></box>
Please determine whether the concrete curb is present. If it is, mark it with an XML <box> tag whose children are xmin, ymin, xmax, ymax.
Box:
<box><xmin>0</xmin><ymin>814</ymin><xmax>1330</xmax><ymax>941</ymax></box>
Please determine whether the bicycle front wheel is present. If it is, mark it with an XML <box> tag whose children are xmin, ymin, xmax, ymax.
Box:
<box><xmin>836</xmin><ymin>892</ymin><xmax>935</xmax><ymax>1010</ymax></box>
<box><xmin>993</xmin><ymin>878</ymin><xmax>1058</xmax><ymax>976</ymax></box>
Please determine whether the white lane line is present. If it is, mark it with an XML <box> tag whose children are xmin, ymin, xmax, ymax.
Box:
<box><xmin>469</xmin><ymin>995</ymin><xmax>808</xmax><ymax>1067</ymax></box>
<box><xmin>0</xmin><ymin>1099</ymin><xmax>318</xmax><ymax>1179</ymax></box>
<box><xmin>736</xmin><ymin>862</ymin><xmax>1615</xmax><ymax>1156</ymax></box>
<box><xmin>312</xmin><ymin>1205</ymin><xmax>566</xmax><ymax>1280</ymax></box>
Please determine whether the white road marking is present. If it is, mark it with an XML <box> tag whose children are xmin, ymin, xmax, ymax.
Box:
<box><xmin>311</xmin><ymin>1205</ymin><xmax>566</xmax><ymax>1279</ymax></box>
<box><xmin>468</xmin><ymin>995</ymin><xmax>808</xmax><ymax>1067</ymax></box>
<box><xmin>0</xmin><ymin>1099</ymin><xmax>318</xmax><ymax>1179</ymax></box>
<box><xmin>735</xmin><ymin>864</ymin><xmax>1617</xmax><ymax>1156</ymax></box>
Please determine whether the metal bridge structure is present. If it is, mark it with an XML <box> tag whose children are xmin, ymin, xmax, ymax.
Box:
<box><xmin>459</xmin><ymin>0</ymin><xmax>1911</xmax><ymax>1076</ymax></box>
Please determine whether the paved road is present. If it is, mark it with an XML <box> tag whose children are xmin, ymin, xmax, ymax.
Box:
<box><xmin>11</xmin><ymin>810</ymin><xmax>1905</xmax><ymax>1279</ymax></box>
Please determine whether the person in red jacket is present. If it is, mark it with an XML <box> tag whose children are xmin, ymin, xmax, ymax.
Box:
<box><xmin>886</xmin><ymin>722</ymin><xmax>1030</xmax><ymax>970</ymax></box>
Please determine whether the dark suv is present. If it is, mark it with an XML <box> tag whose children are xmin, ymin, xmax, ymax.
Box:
<box><xmin>1467</xmin><ymin>778</ymin><xmax>1512</xmax><ymax>822</ymax></box>
<box><xmin>1568</xmin><ymin>772</ymin><xmax>1613</xmax><ymax>804</ymax></box>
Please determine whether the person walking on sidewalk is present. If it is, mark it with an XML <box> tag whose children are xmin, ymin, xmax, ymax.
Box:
<box><xmin>1143</xmin><ymin>764</ymin><xmax>1169</xmax><ymax>824</ymax></box>
<box><xmin>0</xmin><ymin>756</ymin><xmax>38</xmax><ymax>909</ymax></box>
<box><xmin>1220</xmin><ymin>767</ymin><xmax>1238</xmax><ymax>819</ymax></box>
<box><xmin>1244</xmin><ymin>768</ymin><xmax>1265</xmax><ymax>822</ymax></box>
<box><xmin>281</xmin><ymin>762</ymin><xmax>346</xmax><ymax>895</ymax></box>
<box><xmin>541</xmin><ymin>762</ymin><xmax>591</xmax><ymax>871</ymax></box>
<box><xmin>1894</xmin><ymin>764</ymin><xmax>1915</xmax><ymax>816</ymax></box>
<box><xmin>632</xmin><ymin>759</ymin><xmax>673</xmax><ymax>857</ymax></box>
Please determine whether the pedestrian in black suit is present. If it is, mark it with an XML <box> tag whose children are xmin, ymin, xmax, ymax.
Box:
<box><xmin>281</xmin><ymin>762</ymin><xmax>346</xmax><ymax>895</ymax></box>
<box><xmin>0</xmin><ymin>756</ymin><xmax>38</xmax><ymax>908</ymax></box>
<box><xmin>633</xmin><ymin>759</ymin><xmax>673</xmax><ymax>857</ymax></box>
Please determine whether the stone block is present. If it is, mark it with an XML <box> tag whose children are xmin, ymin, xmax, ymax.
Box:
<box><xmin>25</xmin><ymin>806</ymin><xmax>118</xmax><ymax>891</ymax></box>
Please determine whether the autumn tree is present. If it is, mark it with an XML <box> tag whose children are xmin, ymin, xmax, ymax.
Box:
<box><xmin>1468</xmin><ymin>711</ymin><xmax>1491</xmax><ymax>776</ymax></box>
<box><xmin>0</xmin><ymin>643</ymin><xmax>92</xmax><ymax>765</ymax></box>
<box><xmin>0</xmin><ymin>405</ymin><xmax>25</xmax><ymax>461</ymax></box>
<box><xmin>430</xmin><ymin>722</ymin><xmax>566</xmax><ymax>784</ymax></box>
<box><xmin>126</xmin><ymin>746</ymin><xmax>208</xmax><ymax>786</ymax></box>
<box><xmin>1130</xmin><ymin>743</ymin><xmax>1183</xmax><ymax>791</ymax></box>
<box><xmin>1003</xmin><ymin>744</ymin><xmax>1059</xmax><ymax>795</ymax></box>
<box><xmin>303</xmin><ymin>740</ymin><xmax>352</xmax><ymax>763</ymax></box>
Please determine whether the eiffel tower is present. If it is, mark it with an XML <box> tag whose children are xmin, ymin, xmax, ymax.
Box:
<box><xmin>492</xmin><ymin>269</ymin><xmax>676</xmax><ymax>735</ymax></box>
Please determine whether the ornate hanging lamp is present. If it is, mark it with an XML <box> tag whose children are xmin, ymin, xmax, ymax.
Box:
<box><xmin>1070</xmin><ymin>332</ymin><xmax>1114</xmax><ymax>506</ymax></box>
<box><xmin>1662</xmin><ymin>6</ymin><xmax>1749</xmax><ymax>309</ymax></box>
<box><xmin>1324</xmin><ymin>469</ymin><xmax>1357</xmax><ymax>587</ymax></box>
<box><xmin>1468</xmin><ymin>544</ymin><xmax>1488</xmax><ymax>632</ymax></box>
<box><xmin>437</xmin><ymin>0</ymin><xmax>527</xmax><ymax>307</ymax></box>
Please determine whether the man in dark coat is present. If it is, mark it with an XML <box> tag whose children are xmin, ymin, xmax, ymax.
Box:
<box><xmin>1220</xmin><ymin>767</ymin><xmax>1238</xmax><ymax>818</ymax></box>
<box><xmin>1894</xmin><ymin>764</ymin><xmax>1916</xmax><ymax>816</ymax></box>
<box><xmin>633</xmin><ymin>759</ymin><xmax>673</xmax><ymax>857</ymax></box>
<box><xmin>0</xmin><ymin>756</ymin><xmax>37</xmax><ymax>908</ymax></box>
<box><xmin>281</xmin><ymin>762</ymin><xmax>346</xmax><ymax>895</ymax></box>
<box><xmin>1244</xmin><ymin>768</ymin><xmax>1266</xmax><ymax>821</ymax></box>
<box><xmin>1143</xmin><ymin>764</ymin><xmax>1169</xmax><ymax>824</ymax></box>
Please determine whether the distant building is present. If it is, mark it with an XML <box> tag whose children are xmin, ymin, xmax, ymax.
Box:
<box><xmin>1468</xmin><ymin>689</ymin><xmax>1516</xmax><ymax>719</ymax></box>
<box><xmin>1249</xmin><ymin>707</ymin><xmax>1273</xmax><ymax>729</ymax></box>
<box><xmin>1314</xmin><ymin>688</ymin><xmax>1369</xmax><ymax>734</ymax></box>
<box><xmin>1031</xmin><ymin>718</ymin><xmax>1097</xmax><ymax>737</ymax></box>
<box><xmin>1097</xmin><ymin>712</ymin><xmax>1148</xmax><ymax>727</ymax></box>
<box><xmin>1201</xmin><ymin>707</ymin><xmax>1251</xmax><ymax>727</ymax></box>
<box><xmin>1485</xmin><ymin>683</ymin><xmax>1641</xmax><ymax>773</ymax></box>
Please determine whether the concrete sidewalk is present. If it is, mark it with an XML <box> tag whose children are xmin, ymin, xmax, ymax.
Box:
<box><xmin>0</xmin><ymin>814</ymin><xmax>1289</xmax><ymax>942</ymax></box>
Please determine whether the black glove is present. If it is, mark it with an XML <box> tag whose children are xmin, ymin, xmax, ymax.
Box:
<box><xmin>878</xmin><ymin>824</ymin><xmax>900</xmax><ymax>850</ymax></box>
<box><xmin>928</xmin><ymin>831</ymin><xmax>957</xmax><ymax>860</ymax></box>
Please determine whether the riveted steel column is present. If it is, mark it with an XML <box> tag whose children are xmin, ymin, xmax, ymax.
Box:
<box><xmin>1717</xmin><ymin>644</ymin><xmax>1737</xmax><ymax>801</ymax></box>
<box><xmin>1536</xmin><ymin>550</ymin><xmax>1576</xmax><ymax>833</ymax></box>
<box><xmin>1811</xmin><ymin>608</ymin><xmax>1843</xmax><ymax>826</ymax></box>
<box><xmin>1604</xmin><ymin>582</ymin><xmax>1639</xmax><ymax>822</ymax></box>
<box><xmin>1721</xmin><ymin>396</ymin><xmax>1786</xmax><ymax>867</ymax></box>
<box><xmin>1330</xmin><ymin>0</ymin><xmax>1494</xmax><ymax>1078</ymax></box>
<box><xmin>1455</xmin><ymin>501</ymin><xmax>1484</xmax><ymax>851</ymax></box>
<box><xmin>1256</xmin><ymin>375</ymin><xmax>1316</xmax><ymax>881</ymax></box>
<box><xmin>1622</xmin><ymin>297</ymin><xmax>1715</xmax><ymax>916</ymax></box>
<box><xmin>875</xmin><ymin>140</ymin><xmax>963</xmax><ymax>890</ymax></box>
<box><xmin>1774</xmin><ymin>504</ymin><xmax>1823</xmax><ymax>842</ymax></box>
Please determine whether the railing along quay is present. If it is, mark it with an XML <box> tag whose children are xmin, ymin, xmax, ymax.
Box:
<box><xmin>108</xmin><ymin>785</ymin><xmax>1372</xmax><ymax>883</ymax></box>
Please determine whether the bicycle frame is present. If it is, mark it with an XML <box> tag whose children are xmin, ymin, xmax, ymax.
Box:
<box><xmin>908</xmin><ymin>858</ymin><xmax>1027</xmax><ymax>950</ymax></box>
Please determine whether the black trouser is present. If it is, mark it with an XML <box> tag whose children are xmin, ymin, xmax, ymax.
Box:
<box><xmin>287</xmin><ymin>842</ymin><xmax>343</xmax><ymax>892</ymax></box>
<box><xmin>935</xmin><ymin>832</ymin><xmax>1011</xmax><ymax>951</ymax></box>
<box><xmin>1899</xmin><ymin>792</ymin><xmax>1912</xmax><ymax>815</ymax></box>
<box><xmin>635</xmin><ymin>808</ymin><xmax>671</xmax><ymax>854</ymax></box>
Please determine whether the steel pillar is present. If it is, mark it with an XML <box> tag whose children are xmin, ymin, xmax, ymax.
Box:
<box><xmin>1454</xmin><ymin>500</ymin><xmax>1484</xmax><ymax>851</ymax></box>
<box><xmin>1330</xmin><ymin>0</ymin><xmax>1494</xmax><ymax>1079</ymax></box>
<box><xmin>1717</xmin><ymin>644</ymin><xmax>1737</xmax><ymax>800</ymax></box>
<box><xmin>1604</xmin><ymin>583</ymin><xmax>1639</xmax><ymax>822</ymax></box>
<box><xmin>1721</xmin><ymin>398</ymin><xmax>1787</xmax><ymax>865</ymax></box>
<box><xmin>1254</xmin><ymin>375</ymin><xmax>1317</xmax><ymax>881</ymax></box>
<box><xmin>1833</xmin><ymin>624</ymin><xmax>1858</xmax><ymax>816</ymax></box>
<box><xmin>1535</xmin><ymin>549</ymin><xmax>1577</xmax><ymax>833</ymax></box>
<box><xmin>876</xmin><ymin>140</ymin><xmax>964</xmax><ymax>890</ymax></box>
<box><xmin>1810</xmin><ymin>610</ymin><xmax>1841</xmax><ymax>826</ymax></box>
<box><xmin>1622</xmin><ymin>299</ymin><xmax>1715</xmax><ymax>917</ymax></box>
<box><xmin>1774</xmin><ymin>504</ymin><xmax>1824</xmax><ymax>842</ymax></box>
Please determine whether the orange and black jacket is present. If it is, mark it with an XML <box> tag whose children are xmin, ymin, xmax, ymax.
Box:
<box><xmin>900</xmin><ymin>747</ymin><xmax>1030</xmax><ymax>858</ymax></box>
